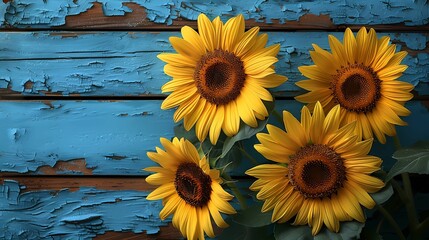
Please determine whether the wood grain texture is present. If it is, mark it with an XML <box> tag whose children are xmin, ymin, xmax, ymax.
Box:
<box><xmin>0</xmin><ymin>31</ymin><xmax>427</xmax><ymax>97</ymax></box>
<box><xmin>0</xmin><ymin>0</ymin><xmax>428</xmax><ymax>30</ymax></box>
<box><xmin>0</xmin><ymin>100</ymin><xmax>428</xmax><ymax>175</ymax></box>
<box><xmin>0</xmin><ymin>179</ymin><xmax>184</xmax><ymax>239</ymax></box>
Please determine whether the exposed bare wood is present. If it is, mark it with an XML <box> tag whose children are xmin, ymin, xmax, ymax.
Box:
<box><xmin>58</xmin><ymin>2</ymin><xmax>429</xmax><ymax>32</ymax></box>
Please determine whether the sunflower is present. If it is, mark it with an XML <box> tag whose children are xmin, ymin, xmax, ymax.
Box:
<box><xmin>246</xmin><ymin>102</ymin><xmax>384</xmax><ymax>235</ymax></box>
<box><xmin>295</xmin><ymin>27</ymin><xmax>414</xmax><ymax>144</ymax></box>
<box><xmin>158</xmin><ymin>14</ymin><xmax>287</xmax><ymax>145</ymax></box>
<box><xmin>145</xmin><ymin>137</ymin><xmax>236</xmax><ymax>240</ymax></box>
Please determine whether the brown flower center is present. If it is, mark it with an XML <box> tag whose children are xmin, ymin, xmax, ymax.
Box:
<box><xmin>194</xmin><ymin>49</ymin><xmax>246</xmax><ymax>105</ymax></box>
<box><xmin>331</xmin><ymin>63</ymin><xmax>381</xmax><ymax>113</ymax></box>
<box><xmin>174</xmin><ymin>162</ymin><xmax>212</xmax><ymax>207</ymax></box>
<box><xmin>289</xmin><ymin>144</ymin><xmax>346</xmax><ymax>199</ymax></box>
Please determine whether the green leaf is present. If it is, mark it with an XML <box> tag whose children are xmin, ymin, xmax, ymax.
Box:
<box><xmin>221</xmin><ymin>101</ymin><xmax>274</xmax><ymax>158</ymax></box>
<box><xmin>217</xmin><ymin>219</ymin><xmax>275</xmax><ymax>240</ymax></box>
<box><xmin>233</xmin><ymin>202</ymin><xmax>273</xmax><ymax>228</ymax></box>
<box><xmin>274</xmin><ymin>223</ymin><xmax>312</xmax><ymax>240</ymax></box>
<box><xmin>274</xmin><ymin>221</ymin><xmax>364</xmax><ymax>240</ymax></box>
<box><xmin>386</xmin><ymin>141</ymin><xmax>429</xmax><ymax>181</ymax></box>
<box><xmin>173</xmin><ymin>123</ymin><xmax>199</xmax><ymax>143</ymax></box>
<box><xmin>370</xmin><ymin>183</ymin><xmax>393</xmax><ymax>205</ymax></box>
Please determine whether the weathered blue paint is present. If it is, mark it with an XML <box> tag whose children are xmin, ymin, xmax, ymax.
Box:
<box><xmin>0</xmin><ymin>180</ymin><xmax>167</xmax><ymax>239</ymax></box>
<box><xmin>0</xmin><ymin>31</ymin><xmax>427</xmax><ymax>96</ymax></box>
<box><xmin>0</xmin><ymin>0</ymin><xmax>428</xmax><ymax>28</ymax></box>
<box><xmin>0</xmin><ymin>100</ymin><xmax>174</xmax><ymax>175</ymax></box>
<box><xmin>0</xmin><ymin>100</ymin><xmax>427</xmax><ymax>175</ymax></box>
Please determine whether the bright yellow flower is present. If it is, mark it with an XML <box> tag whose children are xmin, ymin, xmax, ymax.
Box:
<box><xmin>145</xmin><ymin>137</ymin><xmax>236</xmax><ymax>240</ymax></box>
<box><xmin>295</xmin><ymin>27</ymin><xmax>414</xmax><ymax>144</ymax></box>
<box><xmin>158</xmin><ymin>14</ymin><xmax>287</xmax><ymax>144</ymax></box>
<box><xmin>246</xmin><ymin>102</ymin><xmax>384</xmax><ymax>235</ymax></box>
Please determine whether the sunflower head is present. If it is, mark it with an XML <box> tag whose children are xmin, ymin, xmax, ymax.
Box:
<box><xmin>158</xmin><ymin>14</ymin><xmax>287</xmax><ymax>145</ymax></box>
<box><xmin>145</xmin><ymin>137</ymin><xmax>236</xmax><ymax>240</ymax></box>
<box><xmin>246</xmin><ymin>102</ymin><xmax>384</xmax><ymax>235</ymax></box>
<box><xmin>296</xmin><ymin>27</ymin><xmax>414</xmax><ymax>144</ymax></box>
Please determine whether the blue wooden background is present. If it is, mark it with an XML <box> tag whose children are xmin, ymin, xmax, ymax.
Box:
<box><xmin>0</xmin><ymin>0</ymin><xmax>428</xmax><ymax>239</ymax></box>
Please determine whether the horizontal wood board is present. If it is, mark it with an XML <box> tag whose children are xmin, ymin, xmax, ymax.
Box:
<box><xmin>1</xmin><ymin>0</ymin><xmax>428</xmax><ymax>238</ymax></box>
<box><xmin>0</xmin><ymin>100</ymin><xmax>427</xmax><ymax>175</ymax></box>
<box><xmin>0</xmin><ymin>0</ymin><xmax>428</xmax><ymax>30</ymax></box>
<box><xmin>0</xmin><ymin>31</ymin><xmax>427</xmax><ymax>97</ymax></box>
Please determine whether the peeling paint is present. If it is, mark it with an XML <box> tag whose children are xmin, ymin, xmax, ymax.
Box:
<box><xmin>0</xmin><ymin>31</ymin><xmax>427</xmax><ymax>97</ymax></box>
<box><xmin>0</xmin><ymin>100</ymin><xmax>174</xmax><ymax>174</ymax></box>
<box><xmin>36</xmin><ymin>159</ymin><xmax>94</xmax><ymax>175</ymax></box>
<box><xmin>0</xmin><ymin>0</ymin><xmax>428</xmax><ymax>27</ymax></box>
<box><xmin>0</xmin><ymin>100</ymin><xmax>428</xmax><ymax>175</ymax></box>
<box><xmin>0</xmin><ymin>180</ymin><xmax>167</xmax><ymax>239</ymax></box>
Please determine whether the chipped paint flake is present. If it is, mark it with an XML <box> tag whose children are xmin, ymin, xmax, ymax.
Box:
<box><xmin>0</xmin><ymin>180</ymin><xmax>167</xmax><ymax>239</ymax></box>
<box><xmin>0</xmin><ymin>31</ymin><xmax>427</xmax><ymax>96</ymax></box>
<box><xmin>0</xmin><ymin>0</ymin><xmax>428</xmax><ymax>27</ymax></box>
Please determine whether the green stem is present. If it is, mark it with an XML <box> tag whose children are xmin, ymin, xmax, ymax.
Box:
<box><xmin>272</xmin><ymin>109</ymin><xmax>283</xmax><ymax>124</ymax></box>
<box><xmin>401</xmin><ymin>172</ymin><xmax>419</xmax><ymax>237</ymax></box>
<box><xmin>237</xmin><ymin>142</ymin><xmax>259</xmax><ymax>165</ymax></box>
<box><xmin>416</xmin><ymin>217</ymin><xmax>429</xmax><ymax>237</ymax></box>
<box><xmin>375</xmin><ymin>217</ymin><xmax>384</xmax><ymax>234</ymax></box>
<box><xmin>392</xmin><ymin>135</ymin><xmax>420</xmax><ymax>239</ymax></box>
<box><xmin>376</xmin><ymin>204</ymin><xmax>406</xmax><ymax>240</ymax></box>
<box><xmin>226</xmin><ymin>181</ymin><xmax>248</xmax><ymax>210</ymax></box>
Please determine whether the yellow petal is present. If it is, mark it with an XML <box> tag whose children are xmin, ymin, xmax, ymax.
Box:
<box><xmin>328</xmin><ymin>35</ymin><xmax>347</xmax><ymax>64</ymax></box>
<box><xmin>363</xmin><ymin>28</ymin><xmax>379</xmax><ymax>66</ymax></box>
<box><xmin>209</xmin><ymin>105</ymin><xmax>225</xmax><ymax>144</ymax></box>
<box><xmin>343</xmin><ymin>28</ymin><xmax>357</xmax><ymax>64</ymax></box>
<box><xmin>161</xmin><ymin>77</ymin><xmax>194</xmax><ymax>92</ymax></box>
<box><xmin>173</xmin><ymin>93</ymin><xmax>200</xmax><ymax>122</ymax></box>
<box><xmin>197</xmin><ymin>14</ymin><xmax>215</xmax><ymax>51</ymax></box>
<box><xmin>346</xmin><ymin>181</ymin><xmax>377</xmax><ymax>209</ymax></box>
<box><xmin>184</xmin><ymin>98</ymin><xmax>206</xmax><ymax>130</ymax></box>
<box><xmin>181</xmin><ymin>26</ymin><xmax>206</xmax><ymax>55</ymax></box>
<box><xmin>348</xmin><ymin>172</ymin><xmax>385</xmax><ymax>193</ymax></box>
<box><xmin>247</xmin><ymin>77</ymin><xmax>274</xmax><ymax>101</ymax></box>
<box><xmin>200</xmin><ymin>206</ymin><xmax>215</xmax><ymax>237</ymax></box>
<box><xmin>212</xmin><ymin>16</ymin><xmax>223</xmax><ymax>50</ymax></box>
<box><xmin>283</xmin><ymin>110</ymin><xmax>307</xmax><ymax>146</ymax></box>
<box><xmin>237</xmin><ymin>94</ymin><xmax>258</xmax><ymax>127</ymax></box>
<box><xmin>309</xmin><ymin>50</ymin><xmax>336</xmax><ymax>74</ymax></box>
<box><xmin>234</xmin><ymin>26</ymin><xmax>260</xmax><ymax>57</ymax></box>
<box><xmin>222</xmin><ymin>14</ymin><xmax>245</xmax><ymax>51</ymax></box>
<box><xmin>222</xmin><ymin>101</ymin><xmax>240</xmax><ymax>136</ymax></box>
<box><xmin>253</xmin><ymin>74</ymin><xmax>287</xmax><ymax>88</ymax></box>
<box><xmin>158</xmin><ymin>53</ymin><xmax>196</xmax><ymax>67</ymax></box>
<box><xmin>169</xmin><ymin>36</ymin><xmax>201</xmax><ymax>60</ymax></box>
<box><xmin>322</xmin><ymin>198</ymin><xmax>339</xmax><ymax>232</ymax></box>
<box><xmin>298</xmin><ymin>65</ymin><xmax>333</xmax><ymax>82</ymax></box>
<box><xmin>161</xmin><ymin>85</ymin><xmax>197</xmax><ymax>110</ymax></box>
<box><xmin>208</xmin><ymin>201</ymin><xmax>229</xmax><ymax>228</ymax></box>
<box><xmin>355</xmin><ymin>27</ymin><xmax>368</xmax><ymax>64</ymax></box>
<box><xmin>338</xmin><ymin>188</ymin><xmax>365</xmax><ymax>222</ymax></box>
<box><xmin>245</xmin><ymin>56</ymin><xmax>278</xmax><ymax>75</ymax></box>
<box><xmin>159</xmin><ymin>194</ymin><xmax>181</xmax><ymax>220</ymax></box>
<box><xmin>146</xmin><ymin>183</ymin><xmax>175</xmax><ymax>200</ymax></box>
<box><xmin>245</xmin><ymin>164</ymin><xmax>288</xmax><ymax>178</ymax></box>
<box><xmin>195</xmin><ymin>103</ymin><xmax>216</xmax><ymax>142</ymax></box>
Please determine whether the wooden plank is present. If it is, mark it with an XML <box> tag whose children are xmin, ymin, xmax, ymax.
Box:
<box><xmin>1</xmin><ymin>175</ymin><xmax>427</xmax><ymax>239</ymax></box>
<box><xmin>0</xmin><ymin>100</ymin><xmax>428</xmax><ymax>175</ymax></box>
<box><xmin>0</xmin><ymin>178</ymin><xmax>182</xmax><ymax>239</ymax></box>
<box><xmin>0</xmin><ymin>0</ymin><xmax>428</xmax><ymax>30</ymax></box>
<box><xmin>0</xmin><ymin>31</ymin><xmax>427</xmax><ymax>97</ymax></box>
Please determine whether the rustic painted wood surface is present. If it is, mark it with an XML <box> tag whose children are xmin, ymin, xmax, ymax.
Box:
<box><xmin>0</xmin><ymin>0</ymin><xmax>428</xmax><ymax>30</ymax></box>
<box><xmin>0</xmin><ymin>100</ymin><xmax>428</xmax><ymax>175</ymax></box>
<box><xmin>0</xmin><ymin>31</ymin><xmax>427</xmax><ymax>97</ymax></box>
<box><xmin>0</xmin><ymin>0</ymin><xmax>428</xmax><ymax>239</ymax></box>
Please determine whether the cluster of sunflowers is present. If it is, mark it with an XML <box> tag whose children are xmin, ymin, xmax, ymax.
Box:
<box><xmin>144</xmin><ymin>14</ymin><xmax>417</xmax><ymax>239</ymax></box>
